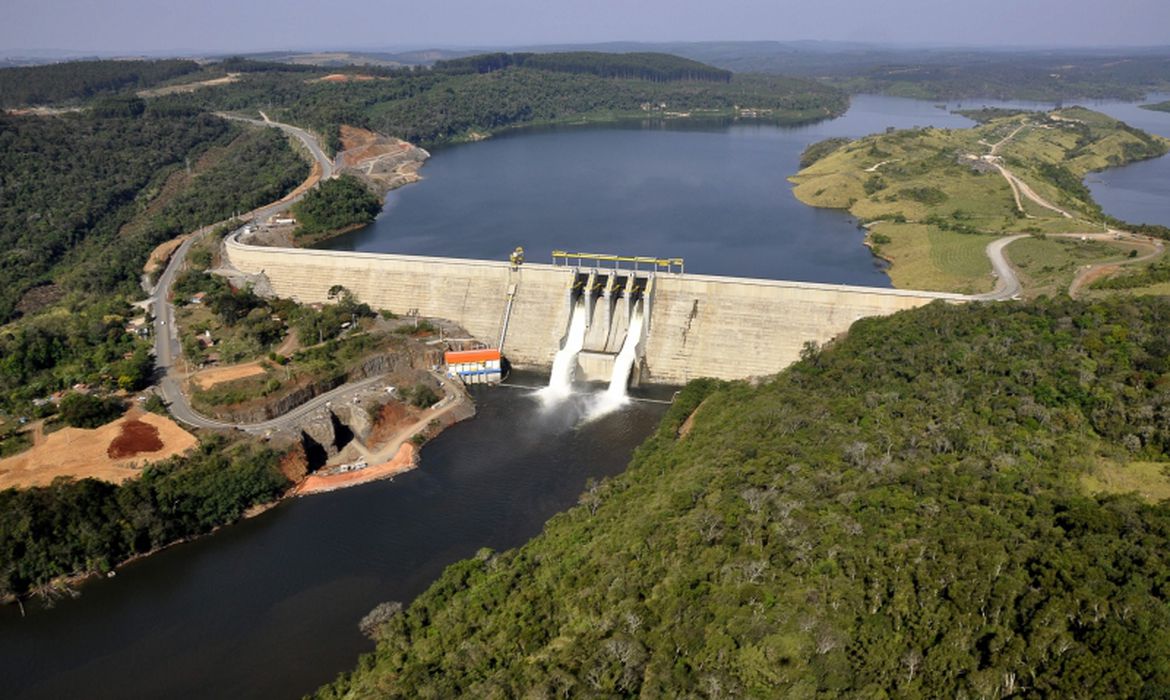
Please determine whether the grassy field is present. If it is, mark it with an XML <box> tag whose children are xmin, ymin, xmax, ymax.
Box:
<box><xmin>791</xmin><ymin>108</ymin><xmax>1170</xmax><ymax>294</ymax></box>
<box><xmin>870</xmin><ymin>223</ymin><xmax>995</xmax><ymax>293</ymax></box>
<box><xmin>1082</xmin><ymin>460</ymin><xmax>1170</xmax><ymax>502</ymax></box>
<box><xmin>1005</xmin><ymin>236</ymin><xmax>1134</xmax><ymax>298</ymax></box>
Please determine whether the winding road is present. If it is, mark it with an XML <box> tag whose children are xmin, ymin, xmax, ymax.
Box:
<box><xmin>965</xmin><ymin>121</ymin><xmax>1165</xmax><ymax>300</ymax></box>
<box><xmin>151</xmin><ymin>112</ymin><xmax>369</xmax><ymax>434</ymax></box>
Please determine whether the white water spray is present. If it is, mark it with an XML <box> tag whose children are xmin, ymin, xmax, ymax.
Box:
<box><xmin>541</xmin><ymin>298</ymin><xmax>589</xmax><ymax>402</ymax></box>
<box><xmin>588</xmin><ymin>302</ymin><xmax>644</xmax><ymax>419</ymax></box>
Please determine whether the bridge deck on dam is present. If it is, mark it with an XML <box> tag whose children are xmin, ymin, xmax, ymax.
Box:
<box><xmin>224</xmin><ymin>234</ymin><xmax>966</xmax><ymax>384</ymax></box>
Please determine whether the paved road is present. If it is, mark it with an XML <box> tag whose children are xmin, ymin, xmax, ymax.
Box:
<box><xmin>151</xmin><ymin>112</ymin><xmax>357</xmax><ymax>433</ymax></box>
<box><xmin>972</xmin><ymin>235</ymin><xmax>1029</xmax><ymax>301</ymax></box>
<box><xmin>224</xmin><ymin>111</ymin><xmax>334</xmax><ymax>180</ymax></box>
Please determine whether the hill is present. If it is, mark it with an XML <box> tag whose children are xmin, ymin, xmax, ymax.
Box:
<box><xmin>0</xmin><ymin>59</ymin><xmax>201</xmax><ymax>108</ymax></box>
<box><xmin>789</xmin><ymin>108</ymin><xmax>1170</xmax><ymax>293</ymax></box>
<box><xmin>145</xmin><ymin>53</ymin><xmax>848</xmax><ymax>150</ymax></box>
<box><xmin>316</xmin><ymin>296</ymin><xmax>1170</xmax><ymax>698</ymax></box>
<box><xmin>434</xmin><ymin>51</ymin><xmax>732</xmax><ymax>83</ymax></box>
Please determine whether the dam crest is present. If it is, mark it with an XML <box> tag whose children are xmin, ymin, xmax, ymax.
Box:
<box><xmin>223</xmin><ymin>233</ymin><xmax>966</xmax><ymax>385</ymax></box>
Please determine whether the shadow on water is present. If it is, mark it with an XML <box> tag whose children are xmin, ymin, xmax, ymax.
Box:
<box><xmin>0</xmin><ymin>386</ymin><xmax>668</xmax><ymax>700</ymax></box>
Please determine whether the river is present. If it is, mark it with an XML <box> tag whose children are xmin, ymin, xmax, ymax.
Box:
<box><xmin>5</xmin><ymin>93</ymin><xmax>1170</xmax><ymax>699</ymax></box>
<box><xmin>0</xmin><ymin>385</ymin><xmax>669</xmax><ymax>698</ymax></box>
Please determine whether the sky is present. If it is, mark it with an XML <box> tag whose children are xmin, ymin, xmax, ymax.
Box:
<box><xmin>2</xmin><ymin>0</ymin><xmax>1168</xmax><ymax>55</ymax></box>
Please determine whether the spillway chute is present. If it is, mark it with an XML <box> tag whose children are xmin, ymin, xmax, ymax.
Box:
<box><xmin>587</xmin><ymin>300</ymin><xmax>645</xmax><ymax>419</ymax></box>
<box><xmin>539</xmin><ymin>297</ymin><xmax>589</xmax><ymax>404</ymax></box>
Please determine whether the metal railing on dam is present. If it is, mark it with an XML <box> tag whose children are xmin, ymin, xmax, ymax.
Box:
<box><xmin>223</xmin><ymin>233</ymin><xmax>967</xmax><ymax>384</ymax></box>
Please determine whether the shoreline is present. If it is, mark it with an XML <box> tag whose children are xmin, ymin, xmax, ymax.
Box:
<box><xmin>2</xmin><ymin>374</ymin><xmax>477</xmax><ymax>609</ymax></box>
<box><xmin>293</xmin><ymin>442</ymin><xmax>419</xmax><ymax>495</ymax></box>
<box><xmin>788</xmin><ymin>108</ymin><xmax>1170</xmax><ymax>294</ymax></box>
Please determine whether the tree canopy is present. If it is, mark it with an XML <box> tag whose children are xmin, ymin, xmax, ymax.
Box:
<box><xmin>317</xmin><ymin>296</ymin><xmax>1170</xmax><ymax>699</ymax></box>
<box><xmin>435</xmin><ymin>52</ymin><xmax>732</xmax><ymax>83</ymax></box>
<box><xmin>291</xmin><ymin>174</ymin><xmax>382</xmax><ymax>238</ymax></box>
<box><xmin>0</xmin><ymin>59</ymin><xmax>200</xmax><ymax>108</ymax></box>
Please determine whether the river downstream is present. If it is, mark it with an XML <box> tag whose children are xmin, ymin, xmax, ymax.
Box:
<box><xmin>0</xmin><ymin>385</ymin><xmax>668</xmax><ymax>699</ymax></box>
<box><xmin>5</xmin><ymin>93</ymin><xmax>1170</xmax><ymax>699</ymax></box>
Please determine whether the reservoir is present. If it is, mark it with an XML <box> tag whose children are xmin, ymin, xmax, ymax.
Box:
<box><xmin>317</xmin><ymin>94</ymin><xmax>994</xmax><ymax>287</ymax></box>
<box><xmin>4</xmin><ymin>93</ymin><xmax>1170</xmax><ymax>699</ymax></box>
<box><xmin>1082</xmin><ymin>93</ymin><xmax>1170</xmax><ymax>227</ymax></box>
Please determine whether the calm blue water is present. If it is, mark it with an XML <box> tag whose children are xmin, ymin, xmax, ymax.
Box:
<box><xmin>1082</xmin><ymin>94</ymin><xmax>1170</xmax><ymax>227</ymax></box>
<box><xmin>319</xmin><ymin>95</ymin><xmax>993</xmax><ymax>287</ymax></box>
<box><xmin>322</xmin><ymin>94</ymin><xmax>1170</xmax><ymax>267</ymax></box>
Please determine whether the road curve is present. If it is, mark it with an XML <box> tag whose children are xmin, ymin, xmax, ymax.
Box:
<box><xmin>152</xmin><ymin>112</ymin><xmax>354</xmax><ymax>433</ymax></box>
<box><xmin>221</xmin><ymin>111</ymin><xmax>334</xmax><ymax>181</ymax></box>
<box><xmin>971</xmin><ymin>235</ymin><xmax>1028</xmax><ymax>301</ymax></box>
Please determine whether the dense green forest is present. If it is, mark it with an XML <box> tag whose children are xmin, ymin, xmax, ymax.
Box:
<box><xmin>0</xmin><ymin>436</ymin><xmax>288</xmax><ymax>599</ymax></box>
<box><xmin>148</xmin><ymin>55</ymin><xmax>848</xmax><ymax>149</ymax></box>
<box><xmin>318</xmin><ymin>297</ymin><xmax>1170</xmax><ymax>698</ymax></box>
<box><xmin>0</xmin><ymin>107</ymin><xmax>232</xmax><ymax>320</ymax></box>
<box><xmin>0</xmin><ymin>59</ymin><xmax>200</xmax><ymax>108</ymax></box>
<box><xmin>434</xmin><ymin>52</ymin><xmax>732</xmax><ymax>83</ymax></box>
<box><xmin>292</xmin><ymin>174</ymin><xmax>382</xmax><ymax>238</ymax></box>
<box><xmin>0</xmin><ymin>112</ymin><xmax>307</xmax><ymax>413</ymax></box>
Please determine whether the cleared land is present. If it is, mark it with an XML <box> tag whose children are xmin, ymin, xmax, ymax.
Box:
<box><xmin>136</xmin><ymin>73</ymin><xmax>241</xmax><ymax>97</ymax></box>
<box><xmin>1082</xmin><ymin>461</ymin><xmax>1170</xmax><ymax>503</ymax></box>
<box><xmin>0</xmin><ymin>409</ymin><xmax>198</xmax><ymax>489</ymax></box>
<box><xmin>790</xmin><ymin>108</ymin><xmax>1170</xmax><ymax>293</ymax></box>
<box><xmin>191</xmin><ymin>361</ymin><xmax>269</xmax><ymax>390</ymax></box>
<box><xmin>1006</xmin><ymin>236</ymin><xmax>1142</xmax><ymax>299</ymax></box>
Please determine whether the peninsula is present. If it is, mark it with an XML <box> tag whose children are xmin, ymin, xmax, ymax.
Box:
<box><xmin>790</xmin><ymin>107</ymin><xmax>1170</xmax><ymax>294</ymax></box>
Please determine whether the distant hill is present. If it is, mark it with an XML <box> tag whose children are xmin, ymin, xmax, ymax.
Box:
<box><xmin>434</xmin><ymin>51</ymin><xmax>732</xmax><ymax>83</ymax></box>
<box><xmin>0</xmin><ymin>59</ymin><xmax>201</xmax><ymax>108</ymax></box>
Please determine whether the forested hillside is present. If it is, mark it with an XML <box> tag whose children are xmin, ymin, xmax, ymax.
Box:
<box><xmin>0</xmin><ymin>59</ymin><xmax>200</xmax><ymax>108</ymax></box>
<box><xmin>0</xmin><ymin>107</ymin><xmax>308</xmax><ymax>415</ymax></box>
<box><xmin>149</xmin><ymin>54</ymin><xmax>848</xmax><ymax>149</ymax></box>
<box><xmin>0</xmin><ymin>107</ymin><xmax>232</xmax><ymax>320</ymax></box>
<box><xmin>435</xmin><ymin>51</ymin><xmax>732</xmax><ymax>82</ymax></box>
<box><xmin>0</xmin><ymin>107</ymin><xmax>309</xmax><ymax>322</ymax></box>
<box><xmin>319</xmin><ymin>297</ymin><xmax>1170</xmax><ymax>698</ymax></box>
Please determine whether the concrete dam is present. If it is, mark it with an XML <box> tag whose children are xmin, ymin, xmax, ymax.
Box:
<box><xmin>224</xmin><ymin>234</ymin><xmax>966</xmax><ymax>385</ymax></box>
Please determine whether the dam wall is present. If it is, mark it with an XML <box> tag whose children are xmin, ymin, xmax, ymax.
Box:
<box><xmin>224</xmin><ymin>234</ymin><xmax>573</xmax><ymax>368</ymax></box>
<box><xmin>643</xmin><ymin>274</ymin><xmax>963</xmax><ymax>383</ymax></box>
<box><xmin>224</xmin><ymin>235</ymin><xmax>965</xmax><ymax>383</ymax></box>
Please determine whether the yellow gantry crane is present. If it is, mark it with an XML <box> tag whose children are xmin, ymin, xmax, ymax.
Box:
<box><xmin>551</xmin><ymin>250</ymin><xmax>685</xmax><ymax>274</ymax></box>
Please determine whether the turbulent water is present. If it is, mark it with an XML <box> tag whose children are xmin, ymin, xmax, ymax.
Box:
<box><xmin>541</xmin><ymin>298</ymin><xmax>588</xmax><ymax>401</ymax></box>
<box><xmin>588</xmin><ymin>301</ymin><xmax>646</xmax><ymax>419</ymax></box>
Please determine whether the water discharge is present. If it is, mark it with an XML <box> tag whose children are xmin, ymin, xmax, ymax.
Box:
<box><xmin>540</xmin><ymin>298</ymin><xmax>588</xmax><ymax>402</ymax></box>
<box><xmin>588</xmin><ymin>301</ymin><xmax>645</xmax><ymax>419</ymax></box>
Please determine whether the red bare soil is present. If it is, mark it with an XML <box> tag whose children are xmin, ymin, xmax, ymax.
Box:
<box><xmin>107</xmin><ymin>419</ymin><xmax>164</xmax><ymax>458</ymax></box>
<box><xmin>367</xmin><ymin>402</ymin><xmax>417</xmax><ymax>445</ymax></box>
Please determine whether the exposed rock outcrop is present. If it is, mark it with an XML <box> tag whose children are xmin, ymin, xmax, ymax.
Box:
<box><xmin>335</xmin><ymin>125</ymin><xmax>429</xmax><ymax>194</ymax></box>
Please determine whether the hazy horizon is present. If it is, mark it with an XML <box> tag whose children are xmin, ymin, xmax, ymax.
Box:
<box><xmin>2</xmin><ymin>0</ymin><xmax>1169</xmax><ymax>56</ymax></box>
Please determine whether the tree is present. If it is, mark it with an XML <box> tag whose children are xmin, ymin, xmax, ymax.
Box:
<box><xmin>58</xmin><ymin>393</ymin><xmax>123</xmax><ymax>428</ymax></box>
